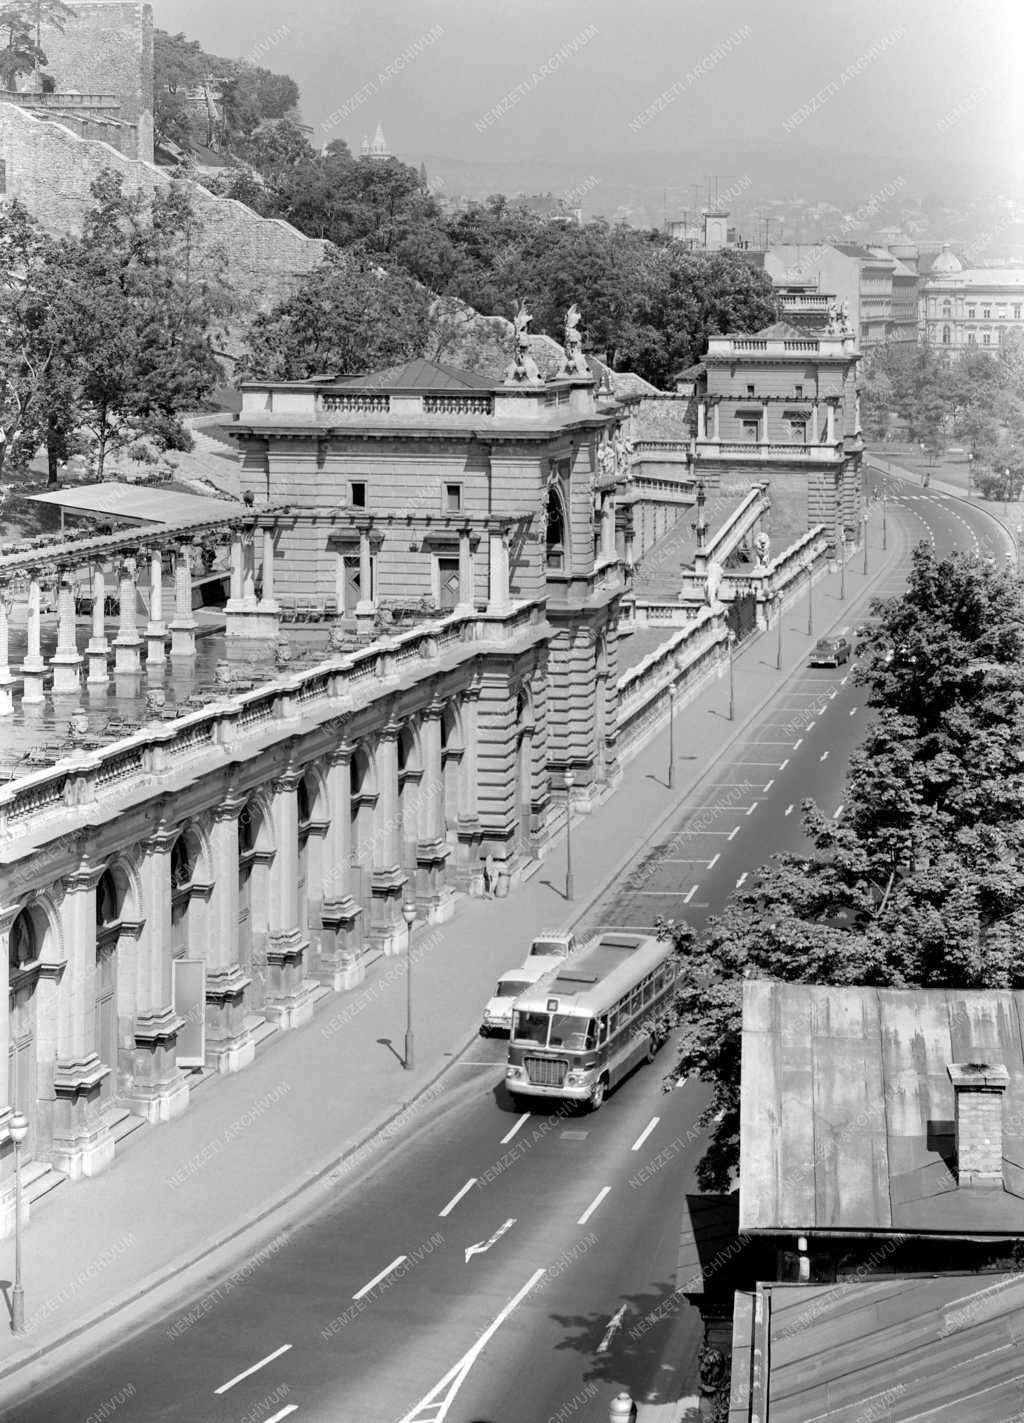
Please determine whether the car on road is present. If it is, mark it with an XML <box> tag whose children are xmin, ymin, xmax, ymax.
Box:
<box><xmin>521</xmin><ymin>929</ymin><xmax>579</xmax><ymax>975</ymax></box>
<box><xmin>808</xmin><ymin>636</ymin><xmax>851</xmax><ymax>667</ymax></box>
<box><xmin>480</xmin><ymin>964</ymin><xmax>552</xmax><ymax>1036</ymax></box>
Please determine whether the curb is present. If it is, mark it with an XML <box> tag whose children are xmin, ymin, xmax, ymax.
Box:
<box><xmin>0</xmin><ymin>506</ymin><xmax>907</xmax><ymax>1393</ymax></box>
<box><xmin>866</xmin><ymin>454</ymin><xmax>1019</xmax><ymax>553</ymax></box>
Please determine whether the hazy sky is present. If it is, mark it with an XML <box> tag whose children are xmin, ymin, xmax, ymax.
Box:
<box><xmin>155</xmin><ymin>0</ymin><xmax>1022</xmax><ymax>179</ymax></box>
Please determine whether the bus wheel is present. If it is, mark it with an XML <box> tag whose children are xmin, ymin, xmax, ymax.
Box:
<box><xmin>589</xmin><ymin>1076</ymin><xmax>607</xmax><ymax>1112</ymax></box>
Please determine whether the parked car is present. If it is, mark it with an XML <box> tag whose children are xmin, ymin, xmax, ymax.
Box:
<box><xmin>480</xmin><ymin>964</ymin><xmax>553</xmax><ymax>1036</ymax></box>
<box><xmin>809</xmin><ymin>636</ymin><xmax>851</xmax><ymax>667</ymax></box>
<box><xmin>521</xmin><ymin>928</ymin><xmax>580</xmax><ymax>975</ymax></box>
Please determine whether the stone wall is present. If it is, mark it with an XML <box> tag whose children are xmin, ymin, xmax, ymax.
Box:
<box><xmin>0</xmin><ymin>102</ymin><xmax>330</xmax><ymax>317</ymax></box>
<box><xmin>39</xmin><ymin>0</ymin><xmax>154</xmax><ymax>161</ymax></box>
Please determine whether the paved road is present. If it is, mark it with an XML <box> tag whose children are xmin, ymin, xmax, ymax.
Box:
<box><xmin>5</xmin><ymin>478</ymin><xmax>1008</xmax><ymax>1423</ymax></box>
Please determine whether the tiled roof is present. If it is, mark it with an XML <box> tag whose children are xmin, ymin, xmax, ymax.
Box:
<box><xmin>752</xmin><ymin>321</ymin><xmax>810</xmax><ymax>339</ymax></box>
<box><xmin>740</xmin><ymin>982</ymin><xmax>1024</xmax><ymax>1237</ymax></box>
<box><xmin>331</xmin><ymin>358</ymin><xmax>495</xmax><ymax>391</ymax></box>
<box><xmin>737</xmin><ymin>1274</ymin><xmax>1024</xmax><ymax>1423</ymax></box>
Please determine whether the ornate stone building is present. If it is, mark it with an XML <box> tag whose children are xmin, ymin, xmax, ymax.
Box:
<box><xmin>919</xmin><ymin>244</ymin><xmax>1024</xmax><ymax>353</ymax></box>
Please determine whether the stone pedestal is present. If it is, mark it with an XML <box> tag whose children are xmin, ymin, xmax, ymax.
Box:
<box><xmin>86</xmin><ymin>641</ymin><xmax>110</xmax><ymax>684</ymax></box>
<box><xmin>264</xmin><ymin>929</ymin><xmax>318</xmax><ymax>1029</ymax></box>
<box><xmin>50</xmin><ymin>1054</ymin><xmax>116</xmax><ymax>1179</ymax></box>
<box><xmin>454</xmin><ymin>814</ymin><xmax>484</xmax><ymax>891</ymax></box>
<box><xmin>0</xmin><ymin>672</ymin><xmax>13</xmax><ymax>717</ymax></box>
<box><xmin>123</xmin><ymin>1007</ymin><xmax>190</xmax><ymax>1123</ymax></box>
<box><xmin>205</xmin><ymin>965</ymin><xmax>255</xmax><ymax>1073</ymax></box>
<box><xmin>50</xmin><ymin>651</ymin><xmax>83</xmax><ymax>695</ymax></box>
<box><xmin>415</xmin><ymin>839</ymin><xmax>455</xmax><ymax>923</ymax></box>
<box><xmin>369</xmin><ymin>866</ymin><xmax>410</xmax><ymax>954</ymax></box>
<box><xmin>225</xmin><ymin>602</ymin><xmax>277</xmax><ymax>639</ymax></box>
<box><xmin>319</xmin><ymin>897</ymin><xmax>365</xmax><ymax>990</ymax></box>
<box><xmin>20</xmin><ymin>660</ymin><xmax>45</xmax><ymax>704</ymax></box>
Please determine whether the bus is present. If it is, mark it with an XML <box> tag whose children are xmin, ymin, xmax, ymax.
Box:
<box><xmin>505</xmin><ymin>932</ymin><xmax>678</xmax><ymax>1111</ymax></box>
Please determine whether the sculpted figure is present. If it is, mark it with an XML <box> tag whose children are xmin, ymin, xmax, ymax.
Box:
<box><xmin>558</xmin><ymin>303</ymin><xmax>590</xmax><ymax>377</ymax></box>
<box><xmin>504</xmin><ymin>300</ymin><xmax>542</xmax><ymax>384</ymax></box>
<box><xmin>754</xmin><ymin>530</ymin><xmax>770</xmax><ymax>566</ymax></box>
<box><xmin>705</xmin><ymin>559</ymin><xmax>724</xmax><ymax>606</ymax></box>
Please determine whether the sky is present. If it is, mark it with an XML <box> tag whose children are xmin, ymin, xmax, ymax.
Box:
<box><xmin>155</xmin><ymin>0</ymin><xmax>1023</xmax><ymax>183</ymax></box>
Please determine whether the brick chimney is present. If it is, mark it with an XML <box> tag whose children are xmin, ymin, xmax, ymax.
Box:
<box><xmin>947</xmin><ymin>1062</ymin><xmax>1009</xmax><ymax>1189</ymax></box>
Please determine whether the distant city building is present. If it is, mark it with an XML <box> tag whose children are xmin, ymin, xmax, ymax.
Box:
<box><xmin>919</xmin><ymin>243</ymin><xmax>1024</xmax><ymax>352</ymax></box>
<box><xmin>359</xmin><ymin>122</ymin><xmax>391</xmax><ymax>160</ymax></box>
<box><xmin>763</xmin><ymin>243</ymin><xmax>918</xmax><ymax>349</ymax></box>
<box><xmin>665</xmin><ymin>208</ymin><xmax>736</xmax><ymax>251</ymax></box>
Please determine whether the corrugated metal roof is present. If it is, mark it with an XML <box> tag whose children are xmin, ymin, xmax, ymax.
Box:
<box><xmin>740</xmin><ymin>983</ymin><xmax>1024</xmax><ymax>1236</ymax></box>
<box><xmin>739</xmin><ymin>1273</ymin><xmax>1024</xmax><ymax>1422</ymax></box>
<box><xmin>28</xmin><ymin>483</ymin><xmax>244</xmax><ymax>526</ymax></box>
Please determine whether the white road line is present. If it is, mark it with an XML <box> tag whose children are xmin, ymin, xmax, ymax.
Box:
<box><xmin>683</xmin><ymin>885</ymin><xmax>698</xmax><ymax>903</ymax></box>
<box><xmin>785</xmin><ymin>804</ymin><xmax>794</xmax><ymax>816</ymax></box>
<box><xmin>707</xmin><ymin>853</ymin><xmax>720</xmax><ymax>870</ymax></box>
<box><xmin>736</xmin><ymin>872</ymin><xmax>748</xmax><ymax>888</ymax></box>
<box><xmin>763</xmin><ymin>779</ymin><xmax>775</xmax><ymax>792</ymax></box>
<box><xmin>806</xmin><ymin>720</ymin><xmax>816</xmax><ymax>730</ymax></box>
<box><xmin>820</xmin><ymin>750</ymin><xmax>829</xmax><ymax>762</ymax></box>
<box><xmin>397</xmin><ymin>1269</ymin><xmax>547</xmax><ymax>1423</ymax></box>
<box><xmin>834</xmin><ymin>804</ymin><xmax>844</xmax><ymax>818</ymax></box>
<box><xmin>500</xmin><ymin>1114</ymin><xmax>530</xmax><ymax>1146</ymax></box>
<box><xmin>577</xmin><ymin>1186</ymin><xmax>611</xmax><ymax>1225</ymax></box>
<box><xmin>727</xmin><ymin>827</ymin><xmax>740</xmax><ymax>840</ymax></box>
<box><xmin>793</xmin><ymin>738</ymin><xmax>803</xmax><ymax>749</ymax></box>
<box><xmin>849</xmin><ymin>707</ymin><xmax>858</xmax><ymax>716</ymax></box>
<box><xmin>354</xmin><ymin>1255</ymin><xmax>408</xmax><ymax>1300</ymax></box>
<box><xmin>632</xmin><ymin>1117</ymin><xmax>661</xmax><ymax>1152</ymax></box>
<box><xmin>745</xmin><ymin>803</ymin><xmax>757</xmax><ymax>816</ymax></box>
<box><xmin>264</xmin><ymin>1409</ymin><xmax>298</xmax><ymax>1423</ymax></box>
<box><xmin>439</xmin><ymin>1179</ymin><xmax>477</xmax><ymax>1218</ymax></box>
<box><xmin>829</xmin><ymin>690</ymin><xmax>837</xmax><ymax>699</ymax></box>
<box><xmin>778</xmin><ymin>758</ymin><xmax>789</xmax><ymax>770</ymax></box>
<box><xmin>214</xmin><ymin>1345</ymin><xmax>293</xmax><ymax>1395</ymax></box>
<box><xmin>840</xmin><ymin>675</ymin><xmax>849</xmax><ymax>685</ymax></box>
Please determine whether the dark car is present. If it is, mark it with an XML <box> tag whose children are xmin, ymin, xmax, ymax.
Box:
<box><xmin>809</xmin><ymin>636</ymin><xmax>851</xmax><ymax>667</ymax></box>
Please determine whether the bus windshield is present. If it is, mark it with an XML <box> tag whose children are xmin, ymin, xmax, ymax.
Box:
<box><xmin>549</xmin><ymin>1014</ymin><xmax>596</xmax><ymax>1051</ymax></box>
<box><xmin>513</xmin><ymin>1010</ymin><xmax>549</xmax><ymax>1045</ymax></box>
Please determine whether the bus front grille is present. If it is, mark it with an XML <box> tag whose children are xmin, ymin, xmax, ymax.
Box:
<box><xmin>525</xmin><ymin>1056</ymin><xmax>568</xmax><ymax>1087</ymax></box>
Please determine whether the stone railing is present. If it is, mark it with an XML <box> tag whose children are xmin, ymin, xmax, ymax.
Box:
<box><xmin>628</xmin><ymin>475</ymin><xmax>695</xmax><ymax>505</ymax></box>
<box><xmin>0</xmin><ymin>602</ymin><xmax>545</xmax><ymax>841</ymax></box>
<box><xmin>616</xmin><ymin>606</ymin><xmax>728</xmax><ymax>763</ymax></box>
<box><xmin>422</xmin><ymin>396</ymin><xmax>493</xmax><ymax>416</ymax></box>
<box><xmin>677</xmin><ymin>525</ymin><xmax>829</xmax><ymax>625</ymax></box>
<box><xmin>321</xmin><ymin>394</ymin><xmax>390</xmax><ymax>414</ymax></box>
<box><xmin>697</xmin><ymin>484</ymin><xmax>770</xmax><ymax>571</ymax></box>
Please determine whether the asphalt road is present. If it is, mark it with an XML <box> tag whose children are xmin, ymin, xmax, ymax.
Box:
<box><xmin>5</xmin><ymin>477</ymin><xmax>1010</xmax><ymax>1423</ymax></box>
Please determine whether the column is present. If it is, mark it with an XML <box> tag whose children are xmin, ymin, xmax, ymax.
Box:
<box><xmin>260</xmin><ymin>528</ymin><xmax>279</xmax><ymax>611</ymax></box>
<box><xmin>0</xmin><ymin>591</ymin><xmax>13</xmax><ymax>715</ymax></box>
<box><xmin>826</xmin><ymin>402</ymin><xmax>836</xmax><ymax>444</ymax></box>
<box><xmin>855</xmin><ymin>391</ymin><xmax>862</xmax><ymax>433</ymax></box>
<box><xmin>205</xmin><ymin>803</ymin><xmax>254</xmax><ymax>1072</ymax></box>
<box><xmin>335</xmin><ymin>550</ymin><xmax>346</xmax><ymax>617</ymax></box>
<box><xmin>761</xmin><ymin>399</ymin><xmax>770</xmax><ymax>448</ymax></box>
<box><xmin>242</xmin><ymin>534</ymin><xmax>257</xmax><ymax>607</ymax></box>
<box><xmin>113</xmin><ymin>558</ymin><xmax>142</xmax><ymax>674</ymax></box>
<box><xmin>601</xmin><ymin>496</ymin><xmax>617</xmax><ymax>556</ymax></box>
<box><xmin>169</xmin><ymin>546</ymin><xmax>197</xmax><ymax>657</ymax></box>
<box><xmin>456</xmin><ymin>528</ymin><xmax>476</xmax><ymax>615</ymax></box>
<box><xmin>146</xmin><ymin>548</ymin><xmax>166</xmax><ymax>668</ymax></box>
<box><xmin>0</xmin><ymin>908</ymin><xmax>18</xmax><ymax>1238</ymax></box>
<box><xmin>712</xmin><ymin>401</ymin><xmax>721</xmax><ymax>441</ymax></box>
<box><xmin>355</xmin><ymin>530</ymin><xmax>375</xmax><ymax>628</ymax></box>
<box><xmin>369</xmin><ymin>727</ymin><xmax>407</xmax><ymax>952</ymax></box>
<box><xmin>415</xmin><ymin>703</ymin><xmax>453</xmax><ymax>921</ymax></box>
<box><xmin>86</xmin><ymin>566</ymin><xmax>110</xmax><ymax>684</ymax></box>
<box><xmin>227</xmin><ymin>535</ymin><xmax>244</xmax><ymax>605</ymax></box>
<box><xmin>455</xmin><ymin>685</ymin><xmax>483</xmax><ymax>880</ymax></box>
<box><xmin>20</xmin><ymin>572</ymin><xmax>46</xmax><ymax>703</ymax></box>
<box><xmin>264</xmin><ymin>773</ymin><xmax>317</xmax><ymax>1028</ymax></box>
<box><xmin>487</xmin><ymin>529</ymin><xmax>511</xmax><ymax>614</ymax></box>
<box><xmin>126</xmin><ymin>828</ymin><xmax>189</xmax><ymax>1123</ymax></box>
<box><xmin>50</xmin><ymin>576</ymin><xmax>83</xmax><ymax>694</ymax></box>
<box><xmin>697</xmin><ymin>401</ymin><xmax>707</xmax><ymax>440</ymax></box>
<box><xmin>812</xmin><ymin>401</ymin><xmax>820</xmax><ymax>442</ymax></box>
<box><xmin>52</xmin><ymin>865</ymin><xmax>114</xmax><ymax>1178</ymax></box>
<box><xmin>320</xmin><ymin>744</ymin><xmax>364</xmax><ymax>988</ymax></box>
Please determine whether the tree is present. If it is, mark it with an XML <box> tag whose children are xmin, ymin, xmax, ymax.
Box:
<box><xmin>0</xmin><ymin>199</ymin><xmax>62</xmax><ymax>477</ymax></box>
<box><xmin>239</xmin><ymin>252</ymin><xmax>432</xmax><ymax>381</ymax></box>
<box><xmin>666</xmin><ymin>545</ymin><xmax>1024</xmax><ymax>1189</ymax></box>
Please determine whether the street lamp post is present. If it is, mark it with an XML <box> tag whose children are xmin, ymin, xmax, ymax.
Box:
<box><xmin>402</xmin><ymin>903</ymin><xmax>416</xmax><ymax>1071</ymax></box>
<box><xmin>776</xmin><ymin>595</ymin><xmax>783</xmax><ymax>671</ymax></box>
<box><xmin>9</xmin><ymin>1110</ymin><xmax>27</xmax><ymax>1333</ymax></box>
<box><xmin>667</xmin><ymin>681</ymin><xmax>676</xmax><ymax>789</ymax></box>
<box><xmin>1016</xmin><ymin>525</ymin><xmax>1023</xmax><ymax>574</ymax></box>
<box><xmin>882</xmin><ymin>474</ymin><xmax>888</xmax><ymax>550</ymax></box>
<box><xmin>727</xmin><ymin>630</ymin><xmax>737</xmax><ymax>720</ymax></box>
<box><xmin>1004</xmin><ymin>468</ymin><xmax>1011</xmax><ymax>517</ymax></box>
<box><xmin>862</xmin><ymin>510</ymin><xmax>869</xmax><ymax>575</ymax></box>
<box><xmin>564</xmin><ymin>770</ymin><xmax>575</xmax><ymax>900</ymax></box>
<box><xmin>838</xmin><ymin>524</ymin><xmax>845</xmax><ymax>601</ymax></box>
<box><xmin>806</xmin><ymin>561</ymin><xmax>814</xmax><ymax>638</ymax></box>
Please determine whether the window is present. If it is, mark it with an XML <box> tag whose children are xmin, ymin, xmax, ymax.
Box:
<box><xmin>942</xmin><ymin>325</ymin><xmax>951</xmax><ymax>345</ymax></box>
<box><xmin>746</xmin><ymin>384</ymin><xmax>756</xmax><ymax>397</ymax></box>
<box><xmin>983</xmin><ymin>332</ymin><xmax>992</xmax><ymax>346</ymax></box>
<box><xmin>436</xmin><ymin>556</ymin><xmax>460</xmax><ymax>610</ymax></box>
<box><xmin>1015</xmin><ymin>305</ymin><xmax>1022</xmax><ymax>320</ymax></box>
<box><xmin>790</xmin><ymin>420</ymin><xmax>807</xmax><ymax>443</ymax></box>
<box><xmin>350</xmin><ymin>481</ymin><xmax>366</xmax><ymax>508</ymax></box>
<box><xmin>968</xmin><ymin>332</ymin><xmax>977</xmax><ymax>345</ymax></box>
<box><xmin>983</xmin><ymin>307</ymin><xmax>991</xmax><ymax>319</ymax></box>
<box><xmin>967</xmin><ymin>307</ymin><xmax>976</xmax><ymax>320</ymax></box>
<box><xmin>444</xmin><ymin>482</ymin><xmax>462</xmax><ymax>513</ymax></box>
<box><xmin>742</xmin><ymin>419</ymin><xmax>760</xmax><ymax>442</ymax></box>
<box><xmin>512</xmin><ymin>1010</ymin><xmax>549</xmax><ymax>1045</ymax></box>
<box><xmin>942</xmin><ymin>302</ymin><xmax>951</xmax><ymax>316</ymax></box>
<box><xmin>794</xmin><ymin>384</ymin><xmax>803</xmax><ymax>397</ymax></box>
<box><xmin>549</xmin><ymin>1014</ymin><xmax>596</xmax><ymax>1051</ymax></box>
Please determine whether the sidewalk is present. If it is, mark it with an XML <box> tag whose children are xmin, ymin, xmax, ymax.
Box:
<box><xmin>0</xmin><ymin>510</ymin><xmax>906</xmax><ymax>1398</ymax></box>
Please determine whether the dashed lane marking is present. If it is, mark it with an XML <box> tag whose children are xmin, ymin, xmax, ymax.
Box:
<box><xmin>820</xmin><ymin>750</ymin><xmax>830</xmax><ymax>762</ymax></box>
<box><xmin>834</xmin><ymin>804</ymin><xmax>844</xmax><ymax>818</ymax></box>
<box><xmin>577</xmin><ymin>1186</ymin><xmax>611</xmax><ymax>1225</ymax></box>
<box><xmin>763</xmin><ymin>779</ymin><xmax>775</xmax><ymax>792</ymax></box>
<box><xmin>354</xmin><ymin>1255</ymin><xmax>409</xmax><ymax>1300</ymax></box>
<box><xmin>632</xmin><ymin>1117</ymin><xmax>660</xmax><ymax>1152</ymax></box>
<box><xmin>706</xmin><ymin>853</ymin><xmax>720</xmax><ymax>869</ymax></box>
<box><xmin>500</xmin><ymin>1114</ymin><xmax>530</xmax><ymax>1146</ymax></box>
<box><xmin>440</xmin><ymin>1179</ymin><xmax>477</xmax><ymax>1218</ymax></box>
<box><xmin>683</xmin><ymin>885</ymin><xmax>698</xmax><ymax>904</ymax></box>
<box><xmin>793</xmin><ymin>738</ymin><xmax>803</xmax><ymax>749</ymax></box>
<box><xmin>785</xmin><ymin>804</ymin><xmax>794</xmax><ymax>816</ymax></box>
<box><xmin>214</xmin><ymin>1345</ymin><xmax>293</xmax><ymax>1395</ymax></box>
<box><xmin>736</xmin><ymin>872</ymin><xmax>748</xmax><ymax>888</ymax></box>
<box><xmin>850</xmin><ymin>707</ymin><xmax>858</xmax><ymax>716</ymax></box>
<box><xmin>778</xmin><ymin>758</ymin><xmax>789</xmax><ymax>770</ymax></box>
<box><xmin>727</xmin><ymin>827</ymin><xmax>740</xmax><ymax>840</ymax></box>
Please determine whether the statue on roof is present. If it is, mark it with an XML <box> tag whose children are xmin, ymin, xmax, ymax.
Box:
<box><xmin>826</xmin><ymin>299</ymin><xmax>853</xmax><ymax>336</ymax></box>
<box><xmin>504</xmin><ymin>299</ymin><xmax>542</xmax><ymax>384</ymax></box>
<box><xmin>557</xmin><ymin>303</ymin><xmax>590</xmax><ymax>378</ymax></box>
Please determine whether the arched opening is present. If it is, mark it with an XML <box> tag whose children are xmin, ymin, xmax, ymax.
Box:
<box><xmin>95</xmin><ymin>867</ymin><xmax>130</xmax><ymax>1106</ymax></box>
<box><xmin>170</xmin><ymin>830</ymin><xmax>200</xmax><ymax>959</ymax></box>
<box><xmin>942</xmin><ymin>325</ymin><xmax>951</xmax><ymax>345</ymax></box>
<box><xmin>9</xmin><ymin>905</ymin><xmax>45</xmax><ymax>1157</ymax></box>
<box><xmin>350</xmin><ymin>747</ymin><xmax>375</xmax><ymax>901</ymax></box>
<box><xmin>238</xmin><ymin>801</ymin><xmax>269</xmax><ymax>978</ymax></box>
<box><xmin>594</xmin><ymin>635</ymin><xmax>609</xmax><ymax>781</ymax></box>
<box><xmin>545</xmin><ymin>485</ymin><xmax>567</xmax><ymax>572</ymax></box>
<box><xmin>397</xmin><ymin>723</ymin><xmax>420</xmax><ymax>872</ymax></box>
<box><xmin>440</xmin><ymin>703</ymin><xmax>463</xmax><ymax>839</ymax></box>
<box><xmin>297</xmin><ymin>774</ymin><xmax>313</xmax><ymax>934</ymax></box>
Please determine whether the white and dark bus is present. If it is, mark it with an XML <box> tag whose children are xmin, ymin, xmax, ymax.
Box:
<box><xmin>504</xmin><ymin>932</ymin><xmax>678</xmax><ymax>1110</ymax></box>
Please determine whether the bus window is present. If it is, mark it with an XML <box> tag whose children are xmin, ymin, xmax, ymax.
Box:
<box><xmin>598</xmin><ymin>1015</ymin><xmax>609</xmax><ymax>1044</ymax></box>
<box><xmin>549</xmin><ymin>1014</ymin><xmax>596</xmax><ymax>1051</ymax></box>
<box><xmin>513</xmin><ymin>1010</ymin><xmax>550</xmax><ymax>1045</ymax></box>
